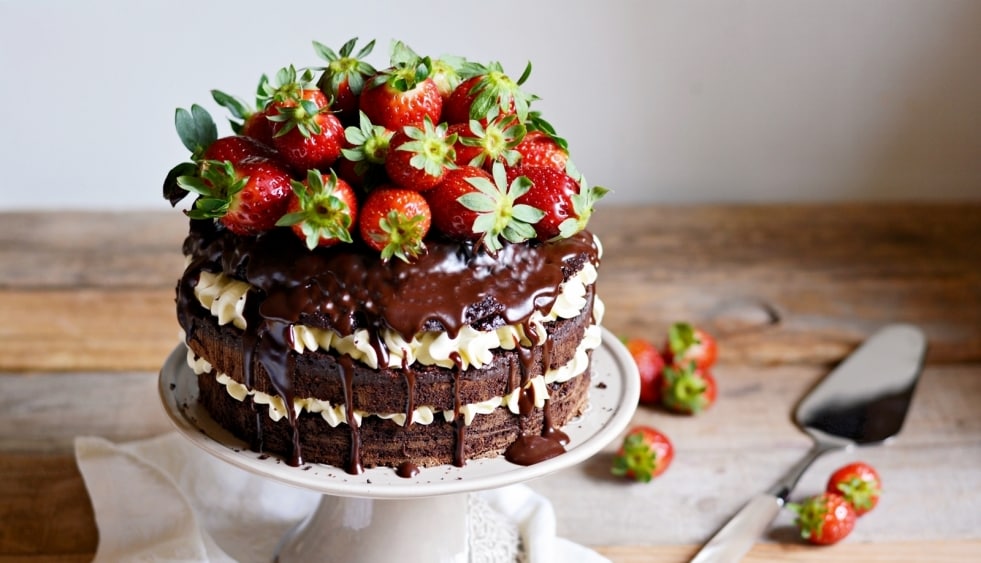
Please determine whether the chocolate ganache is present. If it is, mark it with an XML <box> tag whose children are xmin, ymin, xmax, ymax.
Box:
<box><xmin>179</xmin><ymin>220</ymin><xmax>601</xmax><ymax>472</ymax></box>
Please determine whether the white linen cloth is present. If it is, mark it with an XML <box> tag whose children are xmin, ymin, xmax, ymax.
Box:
<box><xmin>74</xmin><ymin>433</ymin><xmax>609</xmax><ymax>563</ymax></box>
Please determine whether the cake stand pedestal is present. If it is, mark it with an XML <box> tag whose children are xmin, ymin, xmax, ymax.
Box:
<box><xmin>159</xmin><ymin>328</ymin><xmax>639</xmax><ymax>562</ymax></box>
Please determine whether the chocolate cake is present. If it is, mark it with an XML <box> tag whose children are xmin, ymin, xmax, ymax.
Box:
<box><xmin>165</xmin><ymin>38</ymin><xmax>609</xmax><ymax>474</ymax></box>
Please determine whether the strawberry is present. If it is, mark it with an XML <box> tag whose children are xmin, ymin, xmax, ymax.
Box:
<box><xmin>507</xmin><ymin>163</ymin><xmax>608</xmax><ymax>241</ymax></box>
<box><xmin>269</xmin><ymin>90</ymin><xmax>344</xmax><ymax>174</ymax></box>
<box><xmin>425</xmin><ymin>162</ymin><xmax>543</xmax><ymax>253</ymax></box>
<box><xmin>337</xmin><ymin>111</ymin><xmax>394</xmax><ymax>188</ymax></box>
<box><xmin>358</xmin><ymin>186</ymin><xmax>431</xmax><ymax>262</ymax></box>
<box><xmin>660</xmin><ymin>363</ymin><xmax>717</xmax><ymax>414</ymax></box>
<box><xmin>313</xmin><ymin>37</ymin><xmax>377</xmax><ymax>125</ymax></box>
<box><xmin>385</xmin><ymin>117</ymin><xmax>457</xmax><ymax>191</ymax></box>
<box><xmin>826</xmin><ymin>462</ymin><xmax>882</xmax><ymax>517</ymax></box>
<box><xmin>166</xmin><ymin>106</ymin><xmax>278</xmax><ymax>206</ymax></box>
<box><xmin>449</xmin><ymin>111</ymin><xmax>524</xmax><ymax>169</ymax></box>
<box><xmin>211</xmin><ymin>74</ymin><xmax>275</xmax><ymax>145</ymax></box>
<box><xmin>515</xmin><ymin>130</ymin><xmax>568</xmax><ymax>170</ymax></box>
<box><xmin>358</xmin><ymin>41</ymin><xmax>442</xmax><ymax>130</ymax></box>
<box><xmin>788</xmin><ymin>493</ymin><xmax>857</xmax><ymax>545</ymax></box>
<box><xmin>663</xmin><ymin>322</ymin><xmax>718</xmax><ymax>371</ymax></box>
<box><xmin>610</xmin><ymin>426</ymin><xmax>674</xmax><ymax>483</ymax></box>
<box><xmin>177</xmin><ymin>157</ymin><xmax>292</xmax><ymax>236</ymax></box>
<box><xmin>429</xmin><ymin>55</ymin><xmax>465</xmax><ymax>100</ymax></box>
<box><xmin>443</xmin><ymin>61</ymin><xmax>536</xmax><ymax>124</ymax></box>
<box><xmin>201</xmin><ymin>135</ymin><xmax>277</xmax><ymax>165</ymax></box>
<box><xmin>276</xmin><ymin>170</ymin><xmax>358</xmax><ymax>249</ymax></box>
<box><xmin>624</xmin><ymin>337</ymin><xmax>666</xmax><ymax>405</ymax></box>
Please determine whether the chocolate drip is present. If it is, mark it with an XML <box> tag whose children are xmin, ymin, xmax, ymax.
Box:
<box><xmin>450</xmin><ymin>352</ymin><xmax>466</xmax><ymax>467</ymax></box>
<box><xmin>396</xmin><ymin>461</ymin><xmax>420</xmax><ymax>478</ymax></box>
<box><xmin>337</xmin><ymin>356</ymin><xmax>364</xmax><ymax>475</ymax></box>
<box><xmin>255</xmin><ymin>319</ymin><xmax>302</xmax><ymax>466</ymax></box>
<box><xmin>401</xmin><ymin>351</ymin><xmax>416</xmax><ymax>426</ymax></box>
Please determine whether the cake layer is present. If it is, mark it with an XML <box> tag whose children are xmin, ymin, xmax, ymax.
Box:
<box><xmin>196</xmin><ymin>361</ymin><xmax>592</xmax><ymax>469</ymax></box>
<box><xmin>182</xmin><ymin>287</ymin><xmax>596</xmax><ymax>414</ymax></box>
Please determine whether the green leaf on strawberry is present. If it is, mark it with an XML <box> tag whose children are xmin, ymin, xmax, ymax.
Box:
<box><xmin>556</xmin><ymin>160</ymin><xmax>610</xmax><ymax>239</ymax></box>
<box><xmin>175</xmin><ymin>105</ymin><xmax>218</xmax><ymax>158</ymax></box>
<box><xmin>458</xmin><ymin>162</ymin><xmax>544</xmax><ymax>253</ymax></box>
<box><xmin>276</xmin><ymin>170</ymin><xmax>356</xmax><ymax>249</ymax></box>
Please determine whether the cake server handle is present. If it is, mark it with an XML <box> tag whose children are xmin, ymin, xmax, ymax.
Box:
<box><xmin>687</xmin><ymin>493</ymin><xmax>783</xmax><ymax>563</ymax></box>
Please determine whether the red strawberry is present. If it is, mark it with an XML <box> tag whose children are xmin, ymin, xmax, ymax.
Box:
<box><xmin>425</xmin><ymin>162</ymin><xmax>543</xmax><ymax>253</ymax></box>
<box><xmin>506</xmin><ymin>165</ymin><xmax>577</xmax><ymax>241</ymax></box>
<box><xmin>449</xmin><ymin>112</ymin><xmax>524</xmax><ymax>169</ymax></box>
<box><xmin>624</xmin><ymin>337</ymin><xmax>666</xmax><ymax>405</ymax></box>
<box><xmin>515</xmin><ymin>130</ymin><xmax>568</xmax><ymax>170</ymax></box>
<box><xmin>358</xmin><ymin>186</ymin><xmax>432</xmax><ymax>262</ymax></box>
<box><xmin>178</xmin><ymin>157</ymin><xmax>292</xmax><ymax>236</ymax></box>
<box><xmin>660</xmin><ymin>363</ymin><xmax>717</xmax><ymax>414</ymax></box>
<box><xmin>664</xmin><ymin>322</ymin><xmax>718</xmax><ymax>371</ymax></box>
<box><xmin>211</xmin><ymin>75</ymin><xmax>275</xmax><ymax>145</ymax></box>
<box><xmin>826</xmin><ymin>462</ymin><xmax>882</xmax><ymax>517</ymax></box>
<box><xmin>443</xmin><ymin>62</ymin><xmax>535</xmax><ymax>124</ymax></box>
<box><xmin>507</xmin><ymin>163</ymin><xmax>608</xmax><ymax>241</ymax></box>
<box><xmin>385</xmin><ymin>118</ymin><xmax>457</xmax><ymax>191</ymax></box>
<box><xmin>267</xmin><ymin>86</ymin><xmax>344</xmax><ymax>174</ymax></box>
<box><xmin>201</xmin><ymin>135</ymin><xmax>277</xmax><ymax>165</ymax></box>
<box><xmin>429</xmin><ymin>55</ymin><xmax>465</xmax><ymax>100</ymax></box>
<box><xmin>789</xmin><ymin>493</ymin><xmax>857</xmax><ymax>545</ymax></box>
<box><xmin>276</xmin><ymin>170</ymin><xmax>358</xmax><ymax>249</ymax></box>
<box><xmin>610</xmin><ymin>426</ymin><xmax>674</xmax><ymax>483</ymax></box>
<box><xmin>313</xmin><ymin>37</ymin><xmax>377</xmax><ymax>125</ymax></box>
<box><xmin>358</xmin><ymin>41</ymin><xmax>442</xmax><ymax>130</ymax></box>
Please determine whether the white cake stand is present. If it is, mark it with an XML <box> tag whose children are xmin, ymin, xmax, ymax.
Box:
<box><xmin>159</xmin><ymin>328</ymin><xmax>638</xmax><ymax>562</ymax></box>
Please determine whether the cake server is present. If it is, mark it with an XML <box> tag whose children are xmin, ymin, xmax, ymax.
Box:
<box><xmin>689</xmin><ymin>323</ymin><xmax>926</xmax><ymax>563</ymax></box>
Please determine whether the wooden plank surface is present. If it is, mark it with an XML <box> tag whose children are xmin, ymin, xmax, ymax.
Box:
<box><xmin>1</xmin><ymin>205</ymin><xmax>979</xmax><ymax>562</ymax></box>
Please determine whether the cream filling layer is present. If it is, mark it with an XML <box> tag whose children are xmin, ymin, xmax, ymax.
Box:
<box><xmin>193</xmin><ymin>262</ymin><xmax>603</xmax><ymax>371</ymax></box>
<box><xmin>186</xmin><ymin>323</ymin><xmax>602</xmax><ymax>428</ymax></box>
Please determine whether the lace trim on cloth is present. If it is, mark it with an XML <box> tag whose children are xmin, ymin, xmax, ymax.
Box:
<box><xmin>468</xmin><ymin>493</ymin><xmax>523</xmax><ymax>563</ymax></box>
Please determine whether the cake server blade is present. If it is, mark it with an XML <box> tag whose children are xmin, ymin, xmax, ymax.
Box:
<box><xmin>689</xmin><ymin>323</ymin><xmax>926</xmax><ymax>563</ymax></box>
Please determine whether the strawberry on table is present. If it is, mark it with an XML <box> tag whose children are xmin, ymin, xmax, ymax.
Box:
<box><xmin>425</xmin><ymin>162</ymin><xmax>543</xmax><ymax>253</ymax></box>
<box><xmin>788</xmin><ymin>493</ymin><xmax>857</xmax><ymax>545</ymax></box>
<box><xmin>177</xmin><ymin>157</ymin><xmax>293</xmax><ymax>236</ymax></box>
<box><xmin>623</xmin><ymin>336</ymin><xmax>666</xmax><ymax>405</ymax></box>
<box><xmin>826</xmin><ymin>462</ymin><xmax>882</xmax><ymax>516</ymax></box>
<box><xmin>611</xmin><ymin>426</ymin><xmax>674</xmax><ymax>483</ymax></box>
<box><xmin>358</xmin><ymin>186</ymin><xmax>431</xmax><ymax>262</ymax></box>
<box><xmin>358</xmin><ymin>41</ymin><xmax>442</xmax><ymax>130</ymax></box>
<box><xmin>660</xmin><ymin>363</ymin><xmax>717</xmax><ymax>414</ymax></box>
<box><xmin>312</xmin><ymin>37</ymin><xmax>377</xmax><ymax>125</ymax></box>
<box><xmin>384</xmin><ymin>117</ymin><xmax>457</xmax><ymax>191</ymax></box>
<box><xmin>276</xmin><ymin>170</ymin><xmax>358</xmax><ymax>249</ymax></box>
<box><xmin>663</xmin><ymin>322</ymin><xmax>718</xmax><ymax>371</ymax></box>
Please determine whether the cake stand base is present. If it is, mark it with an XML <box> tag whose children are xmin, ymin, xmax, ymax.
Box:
<box><xmin>275</xmin><ymin>494</ymin><xmax>470</xmax><ymax>563</ymax></box>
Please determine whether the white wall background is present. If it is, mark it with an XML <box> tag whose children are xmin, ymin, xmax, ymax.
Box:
<box><xmin>1</xmin><ymin>0</ymin><xmax>978</xmax><ymax>210</ymax></box>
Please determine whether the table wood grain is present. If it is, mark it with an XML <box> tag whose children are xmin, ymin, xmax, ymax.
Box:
<box><xmin>1</xmin><ymin>204</ymin><xmax>979</xmax><ymax>562</ymax></box>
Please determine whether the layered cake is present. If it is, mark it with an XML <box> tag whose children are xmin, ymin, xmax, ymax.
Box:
<box><xmin>165</xmin><ymin>38</ymin><xmax>608</xmax><ymax>474</ymax></box>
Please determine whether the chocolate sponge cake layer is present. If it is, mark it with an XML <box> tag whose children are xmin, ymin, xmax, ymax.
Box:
<box><xmin>183</xmin><ymin>287</ymin><xmax>595</xmax><ymax>414</ymax></box>
<box><xmin>196</xmin><ymin>364</ymin><xmax>591</xmax><ymax>469</ymax></box>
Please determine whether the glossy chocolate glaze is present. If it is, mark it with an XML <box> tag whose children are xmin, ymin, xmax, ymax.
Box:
<box><xmin>178</xmin><ymin>220</ymin><xmax>599</xmax><ymax>471</ymax></box>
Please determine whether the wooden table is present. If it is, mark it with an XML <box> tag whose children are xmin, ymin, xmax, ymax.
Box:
<box><xmin>1</xmin><ymin>204</ymin><xmax>979</xmax><ymax>562</ymax></box>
